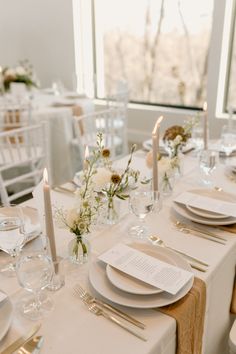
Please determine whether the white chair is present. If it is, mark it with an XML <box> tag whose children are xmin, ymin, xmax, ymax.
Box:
<box><xmin>73</xmin><ymin>108</ymin><xmax>124</xmax><ymax>159</ymax></box>
<box><xmin>0</xmin><ymin>123</ymin><xmax>47</xmax><ymax>206</ymax></box>
<box><xmin>0</xmin><ymin>94</ymin><xmax>33</xmax><ymax>131</ymax></box>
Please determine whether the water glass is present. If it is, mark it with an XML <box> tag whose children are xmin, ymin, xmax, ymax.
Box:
<box><xmin>191</xmin><ymin>125</ymin><xmax>204</xmax><ymax>150</ymax></box>
<box><xmin>16</xmin><ymin>253</ymin><xmax>54</xmax><ymax>320</ymax></box>
<box><xmin>220</xmin><ymin>125</ymin><xmax>236</xmax><ymax>157</ymax></box>
<box><xmin>128</xmin><ymin>190</ymin><xmax>155</xmax><ymax>238</ymax></box>
<box><xmin>199</xmin><ymin>150</ymin><xmax>219</xmax><ymax>186</ymax></box>
<box><xmin>0</xmin><ymin>205</ymin><xmax>25</xmax><ymax>276</ymax></box>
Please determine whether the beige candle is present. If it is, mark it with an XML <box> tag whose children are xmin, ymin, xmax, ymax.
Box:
<box><xmin>152</xmin><ymin>116</ymin><xmax>164</xmax><ymax>191</ymax></box>
<box><xmin>43</xmin><ymin>168</ymin><xmax>57</xmax><ymax>265</ymax></box>
<box><xmin>203</xmin><ymin>102</ymin><xmax>208</xmax><ymax>150</ymax></box>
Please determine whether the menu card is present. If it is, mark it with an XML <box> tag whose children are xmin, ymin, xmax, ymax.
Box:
<box><xmin>99</xmin><ymin>244</ymin><xmax>193</xmax><ymax>295</ymax></box>
<box><xmin>0</xmin><ymin>291</ymin><xmax>7</xmax><ymax>303</ymax></box>
<box><xmin>174</xmin><ymin>191</ymin><xmax>236</xmax><ymax>217</ymax></box>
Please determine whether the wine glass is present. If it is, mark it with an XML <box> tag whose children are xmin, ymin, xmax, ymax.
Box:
<box><xmin>128</xmin><ymin>190</ymin><xmax>155</xmax><ymax>238</ymax></box>
<box><xmin>220</xmin><ymin>125</ymin><xmax>236</xmax><ymax>159</ymax></box>
<box><xmin>199</xmin><ymin>150</ymin><xmax>219</xmax><ymax>186</ymax></box>
<box><xmin>0</xmin><ymin>204</ymin><xmax>25</xmax><ymax>276</ymax></box>
<box><xmin>16</xmin><ymin>253</ymin><xmax>54</xmax><ymax>320</ymax></box>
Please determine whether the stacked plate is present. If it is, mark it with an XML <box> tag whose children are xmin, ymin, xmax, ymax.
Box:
<box><xmin>89</xmin><ymin>242</ymin><xmax>194</xmax><ymax>309</ymax></box>
<box><xmin>173</xmin><ymin>188</ymin><xmax>236</xmax><ymax>226</ymax></box>
<box><xmin>0</xmin><ymin>291</ymin><xmax>13</xmax><ymax>341</ymax></box>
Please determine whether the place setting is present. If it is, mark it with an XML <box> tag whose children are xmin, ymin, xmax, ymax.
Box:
<box><xmin>172</xmin><ymin>187</ymin><xmax>236</xmax><ymax>243</ymax></box>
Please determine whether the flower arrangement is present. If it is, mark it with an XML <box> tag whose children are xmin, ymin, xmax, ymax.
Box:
<box><xmin>93</xmin><ymin>143</ymin><xmax>140</xmax><ymax>224</ymax></box>
<box><xmin>0</xmin><ymin>60</ymin><xmax>37</xmax><ymax>92</ymax></box>
<box><xmin>146</xmin><ymin>152</ymin><xmax>174</xmax><ymax>195</ymax></box>
<box><xmin>55</xmin><ymin>134</ymin><xmax>105</xmax><ymax>263</ymax></box>
<box><xmin>163</xmin><ymin>124</ymin><xmax>191</xmax><ymax>158</ymax></box>
<box><xmin>56</xmin><ymin>133</ymin><xmax>139</xmax><ymax>261</ymax></box>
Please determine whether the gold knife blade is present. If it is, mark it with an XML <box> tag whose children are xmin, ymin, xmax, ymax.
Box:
<box><xmin>1</xmin><ymin>324</ymin><xmax>41</xmax><ymax>354</ymax></box>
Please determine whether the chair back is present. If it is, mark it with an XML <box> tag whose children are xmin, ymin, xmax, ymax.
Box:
<box><xmin>0</xmin><ymin>95</ymin><xmax>33</xmax><ymax>132</ymax></box>
<box><xmin>73</xmin><ymin>108</ymin><xmax>124</xmax><ymax>158</ymax></box>
<box><xmin>0</xmin><ymin>122</ymin><xmax>47</xmax><ymax>206</ymax></box>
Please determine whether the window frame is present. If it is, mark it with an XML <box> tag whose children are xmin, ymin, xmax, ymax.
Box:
<box><xmin>73</xmin><ymin>0</ymin><xmax>235</xmax><ymax>141</ymax></box>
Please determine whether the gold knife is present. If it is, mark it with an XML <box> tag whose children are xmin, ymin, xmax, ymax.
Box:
<box><xmin>1</xmin><ymin>324</ymin><xmax>41</xmax><ymax>354</ymax></box>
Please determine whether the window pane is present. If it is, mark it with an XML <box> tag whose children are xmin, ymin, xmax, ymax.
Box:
<box><xmin>94</xmin><ymin>0</ymin><xmax>213</xmax><ymax>108</ymax></box>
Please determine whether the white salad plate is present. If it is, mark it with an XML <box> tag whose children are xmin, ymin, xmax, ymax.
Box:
<box><xmin>186</xmin><ymin>205</ymin><xmax>228</xmax><ymax>220</ymax></box>
<box><xmin>173</xmin><ymin>188</ymin><xmax>236</xmax><ymax>226</ymax></box>
<box><xmin>89</xmin><ymin>243</ymin><xmax>194</xmax><ymax>309</ymax></box>
<box><xmin>106</xmin><ymin>245</ymin><xmax>178</xmax><ymax>295</ymax></box>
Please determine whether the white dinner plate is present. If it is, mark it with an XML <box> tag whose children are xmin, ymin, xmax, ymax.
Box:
<box><xmin>106</xmin><ymin>246</ymin><xmax>178</xmax><ymax>295</ymax></box>
<box><xmin>173</xmin><ymin>203</ymin><xmax>236</xmax><ymax>226</ymax></box>
<box><xmin>0</xmin><ymin>206</ymin><xmax>41</xmax><ymax>252</ymax></box>
<box><xmin>142</xmin><ymin>139</ymin><xmax>194</xmax><ymax>154</ymax></box>
<box><xmin>186</xmin><ymin>205</ymin><xmax>228</xmax><ymax>219</ymax></box>
<box><xmin>89</xmin><ymin>243</ymin><xmax>194</xmax><ymax>309</ymax></box>
<box><xmin>0</xmin><ymin>291</ymin><xmax>13</xmax><ymax>341</ymax></box>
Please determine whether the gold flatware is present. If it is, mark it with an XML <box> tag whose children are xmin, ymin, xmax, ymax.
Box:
<box><xmin>88</xmin><ymin>303</ymin><xmax>147</xmax><ymax>341</ymax></box>
<box><xmin>73</xmin><ymin>284</ymin><xmax>145</xmax><ymax>329</ymax></box>
<box><xmin>1</xmin><ymin>324</ymin><xmax>41</xmax><ymax>354</ymax></box>
<box><xmin>173</xmin><ymin>220</ymin><xmax>227</xmax><ymax>245</ymax></box>
<box><xmin>149</xmin><ymin>235</ymin><xmax>208</xmax><ymax>272</ymax></box>
<box><xmin>17</xmin><ymin>336</ymin><xmax>44</xmax><ymax>354</ymax></box>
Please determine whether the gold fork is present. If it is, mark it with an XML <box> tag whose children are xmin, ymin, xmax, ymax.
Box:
<box><xmin>87</xmin><ymin>303</ymin><xmax>147</xmax><ymax>341</ymax></box>
<box><xmin>73</xmin><ymin>284</ymin><xmax>145</xmax><ymax>329</ymax></box>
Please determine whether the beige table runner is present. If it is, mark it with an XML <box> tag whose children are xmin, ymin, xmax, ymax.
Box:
<box><xmin>157</xmin><ymin>277</ymin><xmax>206</xmax><ymax>354</ymax></box>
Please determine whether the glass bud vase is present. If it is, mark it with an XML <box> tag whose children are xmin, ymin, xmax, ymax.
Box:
<box><xmin>105</xmin><ymin>196</ymin><xmax>120</xmax><ymax>225</ymax></box>
<box><xmin>68</xmin><ymin>235</ymin><xmax>90</xmax><ymax>265</ymax></box>
<box><xmin>160</xmin><ymin>172</ymin><xmax>174</xmax><ymax>197</ymax></box>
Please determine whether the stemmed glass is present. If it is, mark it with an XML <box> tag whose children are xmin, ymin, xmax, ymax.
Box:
<box><xmin>199</xmin><ymin>150</ymin><xmax>219</xmax><ymax>186</ymax></box>
<box><xmin>0</xmin><ymin>204</ymin><xmax>25</xmax><ymax>276</ymax></box>
<box><xmin>128</xmin><ymin>190</ymin><xmax>156</xmax><ymax>238</ymax></box>
<box><xmin>16</xmin><ymin>253</ymin><xmax>54</xmax><ymax>320</ymax></box>
<box><xmin>220</xmin><ymin>125</ymin><xmax>236</xmax><ymax>160</ymax></box>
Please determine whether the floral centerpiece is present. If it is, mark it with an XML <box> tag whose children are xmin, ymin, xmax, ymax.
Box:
<box><xmin>163</xmin><ymin>124</ymin><xmax>191</xmax><ymax>158</ymax></box>
<box><xmin>146</xmin><ymin>152</ymin><xmax>174</xmax><ymax>195</ymax></box>
<box><xmin>92</xmin><ymin>144</ymin><xmax>140</xmax><ymax>224</ymax></box>
<box><xmin>56</xmin><ymin>133</ymin><xmax>139</xmax><ymax>262</ymax></box>
<box><xmin>0</xmin><ymin>60</ymin><xmax>38</xmax><ymax>92</ymax></box>
<box><xmin>55</xmin><ymin>134</ymin><xmax>104</xmax><ymax>264</ymax></box>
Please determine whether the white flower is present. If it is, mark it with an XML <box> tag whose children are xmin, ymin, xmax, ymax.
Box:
<box><xmin>92</xmin><ymin>167</ymin><xmax>112</xmax><ymax>190</ymax></box>
<box><xmin>4</xmin><ymin>69</ymin><xmax>16</xmax><ymax>78</ymax></box>
<box><xmin>66</xmin><ymin>207</ymin><xmax>80</xmax><ymax>228</ymax></box>
<box><xmin>15</xmin><ymin>66</ymin><xmax>26</xmax><ymax>76</ymax></box>
<box><xmin>159</xmin><ymin>157</ymin><xmax>173</xmax><ymax>179</ymax></box>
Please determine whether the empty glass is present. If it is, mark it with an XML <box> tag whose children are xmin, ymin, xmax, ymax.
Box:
<box><xmin>220</xmin><ymin>125</ymin><xmax>236</xmax><ymax>157</ymax></box>
<box><xmin>199</xmin><ymin>150</ymin><xmax>219</xmax><ymax>186</ymax></box>
<box><xmin>0</xmin><ymin>205</ymin><xmax>25</xmax><ymax>276</ymax></box>
<box><xmin>128</xmin><ymin>190</ymin><xmax>155</xmax><ymax>238</ymax></box>
<box><xmin>191</xmin><ymin>124</ymin><xmax>204</xmax><ymax>150</ymax></box>
<box><xmin>16</xmin><ymin>253</ymin><xmax>54</xmax><ymax>320</ymax></box>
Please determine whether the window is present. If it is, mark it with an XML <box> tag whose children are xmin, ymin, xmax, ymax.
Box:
<box><xmin>92</xmin><ymin>0</ymin><xmax>213</xmax><ymax>109</ymax></box>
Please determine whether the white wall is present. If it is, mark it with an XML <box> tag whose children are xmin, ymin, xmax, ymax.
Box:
<box><xmin>0</xmin><ymin>0</ymin><xmax>76</xmax><ymax>89</ymax></box>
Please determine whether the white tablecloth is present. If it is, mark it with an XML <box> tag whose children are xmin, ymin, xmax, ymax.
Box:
<box><xmin>0</xmin><ymin>152</ymin><xmax>236</xmax><ymax>354</ymax></box>
<box><xmin>30</xmin><ymin>92</ymin><xmax>94</xmax><ymax>186</ymax></box>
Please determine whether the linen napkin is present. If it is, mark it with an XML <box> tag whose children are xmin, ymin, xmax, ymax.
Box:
<box><xmin>157</xmin><ymin>277</ymin><xmax>206</xmax><ymax>354</ymax></box>
<box><xmin>72</xmin><ymin>105</ymin><xmax>84</xmax><ymax>135</ymax></box>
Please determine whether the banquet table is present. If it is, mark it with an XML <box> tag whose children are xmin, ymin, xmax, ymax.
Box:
<box><xmin>0</xmin><ymin>90</ymin><xmax>94</xmax><ymax>186</ymax></box>
<box><xmin>31</xmin><ymin>91</ymin><xmax>94</xmax><ymax>186</ymax></box>
<box><xmin>0</xmin><ymin>151</ymin><xmax>236</xmax><ymax>354</ymax></box>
